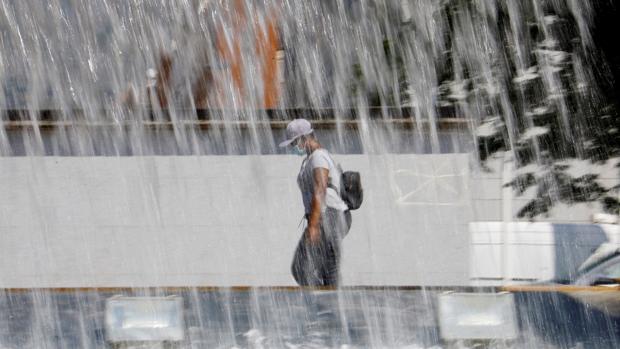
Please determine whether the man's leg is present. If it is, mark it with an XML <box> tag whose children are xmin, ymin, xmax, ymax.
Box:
<box><xmin>319</xmin><ymin>238</ymin><xmax>340</xmax><ymax>286</ymax></box>
<box><xmin>318</xmin><ymin>209</ymin><xmax>351</xmax><ymax>286</ymax></box>
<box><xmin>292</xmin><ymin>210</ymin><xmax>352</xmax><ymax>287</ymax></box>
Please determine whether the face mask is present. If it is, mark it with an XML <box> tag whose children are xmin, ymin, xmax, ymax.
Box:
<box><xmin>290</xmin><ymin>145</ymin><xmax>306</xmax><ymax>156</ymax></box>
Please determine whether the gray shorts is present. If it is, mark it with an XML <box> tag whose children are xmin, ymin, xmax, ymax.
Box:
<box><xmin>291</xmin><ymin>208</ymin><xmax>352</xmax><ymax>286</ymax></box>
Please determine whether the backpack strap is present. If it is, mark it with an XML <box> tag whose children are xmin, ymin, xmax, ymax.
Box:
<box><xmin>327</xmin><ymin>182</ymin><xmax>340</xmax><ymax>195</ymax></box>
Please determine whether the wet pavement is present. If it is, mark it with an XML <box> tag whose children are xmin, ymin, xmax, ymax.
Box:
<box><xmin>0</xmin><ymin>287</ymin><xmax>618</xmax><ymax>348</ymax></box>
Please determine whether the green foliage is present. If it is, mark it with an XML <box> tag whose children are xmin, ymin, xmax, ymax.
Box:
<box><xmin>506</xmin><ymin>165</ymin><xmax>614</xmax><ymax>219</ymax></box>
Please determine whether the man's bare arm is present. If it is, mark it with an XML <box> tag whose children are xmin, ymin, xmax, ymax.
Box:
<box><xmin>307</xmin><ymin>167</ymin><xmax>329</xmax><ymax>243</ymax></box>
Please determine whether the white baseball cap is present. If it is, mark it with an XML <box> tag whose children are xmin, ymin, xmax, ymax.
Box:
<box><xmin>278</xmin><ymin>119</ymin><xmax>314</xmax><ymax>147</ymax></box>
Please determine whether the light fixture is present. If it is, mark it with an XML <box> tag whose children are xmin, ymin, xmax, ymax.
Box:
<box><xmin>437</xmin><ymin>292</ymin><xmax>518</xmax><ymax>340</ymax></box>
<box><xmin>105</xmin><ymin>296</ymin><xmax>185</xmax><ymax>343</ymax></box>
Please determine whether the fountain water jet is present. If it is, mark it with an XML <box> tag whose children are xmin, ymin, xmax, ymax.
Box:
<box><xmin>1</xmin><ymin>0</ymin><xmax>619</xmax><ymax>348</ymax></box>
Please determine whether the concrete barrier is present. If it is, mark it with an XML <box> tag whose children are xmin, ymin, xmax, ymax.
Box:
<box><xmin>1</xmin><ymin>154</ymin><xmax>614</xmax><ymax>288</ymax></box>
<box><xmin>0</xmin><ymin>154</ymin><xmax>473</xmax><ymax>287</ymax></box>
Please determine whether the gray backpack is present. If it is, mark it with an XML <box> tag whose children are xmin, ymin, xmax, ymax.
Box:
<box><xmin>327</xmin><ymin>160</ymin><xmax>363</xmax><ymax>210</ymax></box>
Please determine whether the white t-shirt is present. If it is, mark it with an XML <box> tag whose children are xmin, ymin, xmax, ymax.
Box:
<box><xmin>297</xmin><ymin>148</ymin><xmax>349</xmax><ymax>214</ymax></box>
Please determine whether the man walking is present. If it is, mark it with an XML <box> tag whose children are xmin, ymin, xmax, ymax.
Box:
<box><xmin>279</xmin><ymin>119</ymin><xmax>352</xmax><ymax>286</ymax></box>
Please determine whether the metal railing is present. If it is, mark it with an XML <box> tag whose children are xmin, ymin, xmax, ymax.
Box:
<box><xmin>0</xmin><ymin>107</ymin><xmax>468</xmax><ymax>130</ymax></box>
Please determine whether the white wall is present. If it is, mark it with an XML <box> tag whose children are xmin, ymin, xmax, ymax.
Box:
<box><xmin>0</xmin><ymin>154</ymin><xmax>473</xmax><ymax>288</ymax></box>
<box><xmin>2</xmin><ymin>154</ymin><xmax>615</xmax><ymax>288</ymax></box>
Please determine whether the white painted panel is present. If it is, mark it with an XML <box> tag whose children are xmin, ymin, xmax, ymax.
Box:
<box><xmin>0</xmin><ymin>154</ymin><xmax>472</xmax><ymax>287</ymax></box>
<box><xmin>0</xmin><ymin>154</ymin><xmax>614</xmax><ymax>288</ymax></box>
